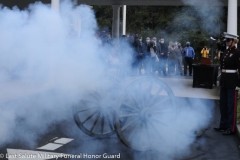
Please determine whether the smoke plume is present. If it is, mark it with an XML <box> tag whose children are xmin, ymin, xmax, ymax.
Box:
<box><xmin>0</xmin><ymin>1</ymin><xmax>215</xmax><ymax>160</ymax></box>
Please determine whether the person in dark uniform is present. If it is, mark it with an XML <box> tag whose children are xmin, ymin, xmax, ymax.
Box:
<box><xmin>214</xmin><ymin>32</ymin><xmax>240</xmax><ymax>135</ymax></box>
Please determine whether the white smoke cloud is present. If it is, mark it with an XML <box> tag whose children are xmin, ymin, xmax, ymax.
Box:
<box><xmin>0</xmin><ymin>1</ymin><xmax>106</xmax><ymax>87</ymax></box>
<box><xmin>180</xmin><ymin>0</ymin><xmax>225</xmax><ymax>36</ymax></box>
<box><xmin>181</xmin><ymin>0</ymin><xmax>224</xmax><ymax>6</ymax></box>
<box><xmin>0</xmin><ymin>1</ymin><xmax>215</xmax><ymax>159</ymax></box>
<box><xmin>0</xmin><ymin>0</ymin><xmax>118</xmax><ymax>148</ymax></box>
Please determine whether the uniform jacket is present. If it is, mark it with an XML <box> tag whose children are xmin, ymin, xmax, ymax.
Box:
<box><xmin>220</xmin><ymin>46</ymin><xmax>240</xmax><ymax>88</ymax></box>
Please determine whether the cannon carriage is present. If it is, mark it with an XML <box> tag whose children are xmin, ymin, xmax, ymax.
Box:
<box><xmin>73</xmin><ymin>74</ymin><xmax>178</xmax><ymax>151</ymax></box>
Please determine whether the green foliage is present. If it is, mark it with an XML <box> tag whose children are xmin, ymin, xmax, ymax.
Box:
<box><xmin>92</xmin><ymin>6</ymin><xmax>232</xmax><ymax>55</ymax></box>
<box><xmin>92</xmin><ymin>6</ymin><xmax>112</xmax><ymax>30</ymax></box>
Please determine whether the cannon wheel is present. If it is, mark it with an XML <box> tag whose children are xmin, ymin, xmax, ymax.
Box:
<box><xmin>115</xmin><ymin>77</ymin><xmax>176</xmax><ymax>151</ymax></box>
<box><xmin>73</xmin><ymin>75</ymin><xmax>122</xmax><ymax>138</ymax></box>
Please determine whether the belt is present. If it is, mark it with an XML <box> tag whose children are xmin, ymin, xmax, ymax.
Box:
<box><xmin>222</xmin><ymin>69</ymin><xmax>237</xmax><ymax>73</ymax></box>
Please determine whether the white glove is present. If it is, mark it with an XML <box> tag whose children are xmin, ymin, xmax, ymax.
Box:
<box><xmin>235</xmin><ymin>86</ymin><xmax>240</xmax><ymax>90</ymax></box>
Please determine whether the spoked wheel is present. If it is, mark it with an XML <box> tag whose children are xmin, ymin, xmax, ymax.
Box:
<box><xmin>73</xmin><ymin>75</ymin><xmax>122</xmax><ymax>138</ymax></box>
<box><xmin>115</xmin><ymin>77</ymin><xmax>176</xmax><ymax>151</ymax></box>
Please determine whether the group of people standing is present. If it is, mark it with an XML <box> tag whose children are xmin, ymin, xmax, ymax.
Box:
<box><xmin>105</xmin><ymin>31</ymin><xmax>240</xmax><ymax>136</ymax></box>
<box><xmin>131</xmin><ymin>35</ymin><xmax>195</xmax><ymax>76</ymax></box>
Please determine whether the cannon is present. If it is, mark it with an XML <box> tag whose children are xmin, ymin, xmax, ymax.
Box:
<box><xmin>73</xmin><ymin>75</ymin><xmax>205</xmax><ymax>151</ymax></box>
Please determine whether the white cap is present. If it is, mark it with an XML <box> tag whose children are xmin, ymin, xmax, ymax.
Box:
<box><xmin>222</xmin><ymin>32</ymin><xmax>239</xmax><ymax>39</ymax></box>
<box><xmin>186</xmin><ymin>41</ymin><xmax>190</xmax><ymax>44</ymax></box>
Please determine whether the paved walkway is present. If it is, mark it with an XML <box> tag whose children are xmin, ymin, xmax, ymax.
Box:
<box><xmin>0</xmin><ymin>75</ymin><xmax>219</xmax><ymax>103</ymax></box>
<box><xmin>0</xmin><ymin>75</ymin><xmax>240</xmax><ymax>160</ymax></box>
<box><xmin>159</xmin><ymin>76</ymin><xmax>219</xmax><ymax>99</ymax></box>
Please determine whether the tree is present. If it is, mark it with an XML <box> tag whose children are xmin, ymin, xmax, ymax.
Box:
<box><xmin>93</xmin><ymin>5</ymin><xmax>228</xmax><ymax>54</ymax></box>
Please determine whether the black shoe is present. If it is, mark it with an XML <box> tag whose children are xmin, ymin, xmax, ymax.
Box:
<box><xmin>222</xmin><ymin>130</ymin><xmax>235</xmax><ymax>135</ymax></box>
<box><xmin>214</xmin><ymin>127</ymin><xmax>227</xmax><ymax>132</ymax></box>
<box><xmin>189</xmin><ymin>74</ymin><xmax>192</xmax><ymax>76</ymax></box>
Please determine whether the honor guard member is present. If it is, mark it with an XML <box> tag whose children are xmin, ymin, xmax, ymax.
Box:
<box><xmin>214</xmin><ymin>32</ymin><xmax>240</xmax><ymax>135</ymax></box>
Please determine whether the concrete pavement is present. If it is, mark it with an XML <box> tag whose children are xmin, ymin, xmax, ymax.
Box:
<box><xmin>0</xmin><ymin>75</ymin><xmax>240</xmax><ymax>160</ymax></box>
